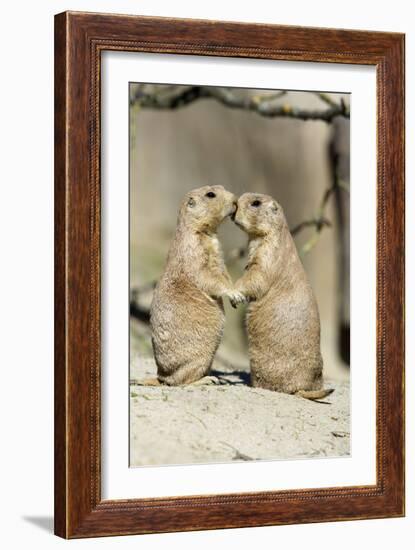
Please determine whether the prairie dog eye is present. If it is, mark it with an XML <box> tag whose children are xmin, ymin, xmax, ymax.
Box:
<box><xmin>251</xmin><ymin>200</ymin><xmax>261</xmax><ymax>207</ymax></box>
<box><xmin>205</xmin><ymin>191</ymin><xmax>216</xmax><ymax>198</ymax></box>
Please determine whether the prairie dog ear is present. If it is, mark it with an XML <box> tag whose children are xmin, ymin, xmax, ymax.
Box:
<box><xmin>187</xmin><ymin>197</ymin><xmax>196</xmax><ymax>208</ymax></box>
<box><xmin>271</xmin><ymin>201</ymin><xmax>279</xmax><ymax>213</ymax></box>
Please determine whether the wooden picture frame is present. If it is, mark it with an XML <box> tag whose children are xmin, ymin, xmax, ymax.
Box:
<box><xmin>54</xmin><ymin>11</ymin><xmax>405</xmax><ymax>538</ymax></box>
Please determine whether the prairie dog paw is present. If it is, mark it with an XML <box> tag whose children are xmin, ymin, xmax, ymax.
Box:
<box><xmin>226</xmin><ymin>290</ymin><xmax>247</xmax><ymax>309</ymax></box>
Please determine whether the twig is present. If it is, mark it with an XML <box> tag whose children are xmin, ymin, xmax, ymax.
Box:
<box><xmin>299</xmin><ymin>148</ymin><xmax>349</xmax><ymax>255</ymax></box>
<box><xmin>331</xmin><ymin>431</ymin><xmax>350</xmax><ymax>438</ymax></box>
<box><xmin>291</xmin><ymin>217</ymin><xmax>332</xmax><ymax>236</ymax></box>
<box><xmin>187</xmin><ymin>412</ymin><xmax>208</xmax><ymax>430</ymax></box>
<box><xmin>220</xmin><ymin>441</ymin><xmax>255</xmax><ymax>461</ymax></box>
<box><xmin>299</xmin><ymin>185</ymin><xmax>337</xmax><ymax>254</ymax></box>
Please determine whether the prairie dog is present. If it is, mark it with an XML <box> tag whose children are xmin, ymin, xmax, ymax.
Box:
<box><xmin>232</xmin><ymin>192</ymin><xmax>333</xmax><ymax>400</ymax></box>
<box><xmin>150</xmin><ymin>185</ymin><xmax>242</xmax><ymax>386</ymax></box>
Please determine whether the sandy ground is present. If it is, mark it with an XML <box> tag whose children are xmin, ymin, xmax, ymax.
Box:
<box><xmin>130</xmin><ymin>357</ymin><xmax>350</xmax><ymax>467</ymax></box>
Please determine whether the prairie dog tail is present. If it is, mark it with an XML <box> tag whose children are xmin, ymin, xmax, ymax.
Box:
<box><xmin>295</xmin><ymin>388</ymin><xmax>334</xmax><ymax>401</ymax></box>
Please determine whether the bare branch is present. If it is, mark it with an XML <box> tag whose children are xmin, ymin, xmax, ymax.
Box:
<box><xmin>131</xmin><ymin>85</ymin><xmax>350</xmax><ymax>123</ymax></box>
<box><xmin>130</xmin><ymin>300</ymin><xmax>150</xmax><ymax>323</ymax></box>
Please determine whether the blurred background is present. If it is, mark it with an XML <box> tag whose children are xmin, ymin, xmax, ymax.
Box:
<box><xmin>129</xmin><ymin>84</ymin><xmax>350</xmax><ymax>382</ymax></box>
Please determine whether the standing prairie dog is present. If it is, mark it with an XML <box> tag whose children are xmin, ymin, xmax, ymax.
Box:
<box><xmin>149</xmin><ymin>185</ymin><xmax>243</xmax><ymax>386</ymax></box>
<box><xmin>232</xmin><ymin>192</ymin><xmax>333</xmax><ymax>401</ymax></box>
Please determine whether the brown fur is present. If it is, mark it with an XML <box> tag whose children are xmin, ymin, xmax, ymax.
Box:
<box><xmin>150</xmin><ymin>185</ymin><xmax>242</xmax><ymax>386</ymax></box>
<box><xmin>232</xmin><ymin>192</ymin><xmax>333</xmax><ymax>400</ymax></box>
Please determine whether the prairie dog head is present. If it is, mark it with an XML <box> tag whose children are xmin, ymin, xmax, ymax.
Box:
<box><xmin>179</xmin><ymin>185</ymin><xmax>237</xmax><ymax>232</ymax></box>
<box><xmin>233</xmin><ymin>192</ymin><xmax>286</xmax><ymax>237</ymax></box>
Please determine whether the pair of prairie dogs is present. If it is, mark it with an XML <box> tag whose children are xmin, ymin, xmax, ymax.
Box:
<box><xmin>149</xmin><ymin>185</ymin><xmax>333</xmax><ymax>401</ymax></box>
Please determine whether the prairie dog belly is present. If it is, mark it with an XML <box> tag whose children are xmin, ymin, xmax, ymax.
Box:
<box><xmin>247</xmin><ymin>285</ymin><xmax>323</xmax><ymax>393</ymax></box>
<box><xmin>150</xmin><ymin>281</ymin><xmax>225</xmax><ymax>382</ymax></box>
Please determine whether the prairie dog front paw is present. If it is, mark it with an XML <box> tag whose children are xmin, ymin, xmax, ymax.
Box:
<box><xmin>226</xmin><ymin>290</ymin><xmax>247</xmax><ymax>309</ymax></box>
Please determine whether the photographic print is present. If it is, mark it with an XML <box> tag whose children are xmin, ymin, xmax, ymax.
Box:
<box><xmin>129</xmin><ymin>83</ymin><xmax>351</xmax><ymax>467</ymax></box>
<box><xmin>55</xmin><ymin>12</ymin><xmax>404</xmax><ymax>537</ymax></box>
